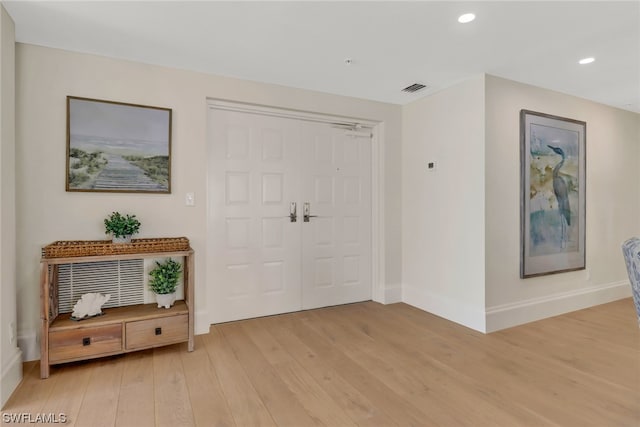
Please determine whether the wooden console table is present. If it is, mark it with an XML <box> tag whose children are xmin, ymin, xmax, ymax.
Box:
<box><xmin>40</xmin><ymin>239</ymin><xmax>194</xmax><ymax>378</ymax></box>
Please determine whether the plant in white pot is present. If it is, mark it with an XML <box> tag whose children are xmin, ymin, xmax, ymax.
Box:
<box><xmin>149</xmin><ymin>259</ymin><xmax>182</xmax><ymax>309</ymax></box>
<box><xmin>104</xmin><ymin>212</ymin><xmax>141</xmax><ymax>243</ymax></box>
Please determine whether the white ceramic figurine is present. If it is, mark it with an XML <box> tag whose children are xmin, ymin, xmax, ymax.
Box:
<box><xmin>71</xmin><ymin>293</ymin><xmax>110</xmax><ymax>319</ymax></box>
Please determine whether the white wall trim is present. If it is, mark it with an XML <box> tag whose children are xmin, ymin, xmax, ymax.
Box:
<box><xmin>485</xmin><ymin>281</ymin><xmax>631</xmax><ymax>332</ymax></box>
<box><xmin>371</xmin><ymin>122</ymin><xmax>386</xmax><ymax>304</ymax></box>
<box><xmin>384</xmin><ymin>283</ymin><xmax>402</xmax><ymax>304</ymax></box>
<box><xmin>195</xmin><ymin>310</ymin><xmax>210</xmax><ymax>335</ymax></box>
<box><xmin>206</xmin><ymin>99</ymin><xmax>385</xmax><ymax>324</ymax></box>
<box><xmin>403</xmin><ymin>285</ymin><xmax>487</xmax><ymax>332</ymax></box>
<box><xmin>207</xmin><ymin>99</ymin><xmax>379</xmax><ymax>129</ymax></box>
<box><xmin>17</xmin><ymin>328</ymin><xmax>38</xmax><ymax>362</ymax></box>
<box><xmin>1</xmin><ymin>347</ymin><xmax>22</xmax><ymax>407</ymax></box>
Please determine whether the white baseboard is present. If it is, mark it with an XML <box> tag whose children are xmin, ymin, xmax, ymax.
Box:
<box><xmin>195</xmin><ymin>310</ymin><xmax>210</xmax><ymax>335</ymax></box>
<box><xmin>1</xmin><ymin>348</ymin><xmax>23</xmax><ymax>408</ymax></box>
<box><xmin>17</xmin><ymin>329</ymin><xmax>38</xmax><ymax>362</ymax></box>
<box><xmin>383</xmin><ymin>284</ymin><xmax>402</xmax><ymax>304</ymax></box>
<box><xmin>402</xmin><ymin>285</ymin><xmax>486</xmax><ymax>332</ymax></box>
<box><xmin>485</xmin><ymin>281</ymin><xmax>631</xmax><ymax>332</ymax></box>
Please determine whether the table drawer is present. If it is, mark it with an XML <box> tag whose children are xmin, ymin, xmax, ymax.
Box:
<box><xmin>125</xmin><ymin>314</ymin><xmax>188</xmax><ymax>350</ymax></box>
<box><xmin>49</xmin><ymin>324</ymin><xmax>122</xmax><ymax>363</ymax></box>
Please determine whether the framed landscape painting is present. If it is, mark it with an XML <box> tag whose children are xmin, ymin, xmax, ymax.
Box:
<box><xmin>66</xmin><ymin>96</ymin><xmax>172</xmax><ymax>193</ymax></box>
<box><xmin>520</xmin><ymin>110</ymin><xmax>586</xmax><ymax>278</ymax></box>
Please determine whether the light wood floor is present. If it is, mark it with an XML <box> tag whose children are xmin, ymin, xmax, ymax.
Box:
<box><xmin>3</xmin><ymin>299</ymin><xmax>639</xmax><ymax>427</ymax></box>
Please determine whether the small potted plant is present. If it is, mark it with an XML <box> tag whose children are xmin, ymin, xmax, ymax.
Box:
<box><xmin>104</xmin><ymin>212</ymin><xmax>141</xmax><ymax>243</ymax></box>
<box><xmin>149</xmin><ymin>258</ymin><xmax>182</xmax><ymax>309</ymax></box>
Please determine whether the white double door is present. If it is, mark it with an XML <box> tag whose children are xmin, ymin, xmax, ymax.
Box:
<box><xmin>208</xmin><ymin>108</ymin><xmax>372</xmax><ymax>323</ymax></box>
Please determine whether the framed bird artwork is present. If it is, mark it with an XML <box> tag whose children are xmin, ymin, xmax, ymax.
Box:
<box><xmin>520</xmin><ymin>109</ymin><xmax>586</xmax><ymax>278</ymax></box>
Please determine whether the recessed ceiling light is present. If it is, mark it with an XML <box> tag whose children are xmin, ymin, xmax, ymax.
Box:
<box><xmin>458</xmin><ymin>13</ymin><xmax>476</xmax><ymax>23</ymax></box>
<box><xmin>578</xmin><ymin>57</ymin><xmax>595</xmax><ymax>65</ymax></box>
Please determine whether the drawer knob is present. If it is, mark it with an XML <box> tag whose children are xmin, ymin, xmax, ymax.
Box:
<box><xmin>82</xmin><ymin>337</ymin><xmax>91</xmax><ymax>346</ymax></box>
<box><xmin>155</xmin><ymin>327</ymin><xmax>162</xmax><ymax>336</ymax></box>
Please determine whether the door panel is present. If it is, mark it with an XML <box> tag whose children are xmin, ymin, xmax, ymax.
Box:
<box><xmin>209</xmin><ymin>109</ymin><xmax>302</xmax><ymax>323</ymax></box>
<box><xmin>301</xmin><ymin>124</ymin><xmax>372</xmax><ymax>310</ymax></box>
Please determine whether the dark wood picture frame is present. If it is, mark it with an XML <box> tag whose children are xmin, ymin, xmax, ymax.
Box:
<box><xmin>520</xmin><ymin>109</ymin><xmax>586</xmax><ymax>278</ymax></box>
<box><xmin>66</xmin><ymin>96</ymin><xmax>172</xmax><ymax>193</ymax></box>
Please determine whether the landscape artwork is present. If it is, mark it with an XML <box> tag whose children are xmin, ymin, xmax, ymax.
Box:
<box><xmin>66</xmin><ymin>97</ymin><xmax>172</xmax><ymax>193</ymax></box>
<box><xmin>520</xmin><ymin>110</ymin><xmax>586</xmax><ymax>278</ymax></box>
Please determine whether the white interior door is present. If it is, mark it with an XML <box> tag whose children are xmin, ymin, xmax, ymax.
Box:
<box><xmin>208</xmin><ymin>107</ymin><xmax>372</xmax><ymax>323</ymax></box>
<box><xmin>301</xmin><ymin>123</ymin><xmax>372</xmax><ymax>309</ymax></box>
<box><xmin>209</xmin><ymin>109</ymin><xmax>302</xmax><ymax>323</ymax></box>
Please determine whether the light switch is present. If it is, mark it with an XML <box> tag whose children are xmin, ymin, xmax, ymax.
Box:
<box><xmin>185</xmin><ymin>192</ymin><xmax>195</xmax><ymax>207</ymax></box>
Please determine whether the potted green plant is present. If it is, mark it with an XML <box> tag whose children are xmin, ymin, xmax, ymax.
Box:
<box><xmin>149</xmin><ymin>258</ymin><xmax>182</xmax><ymax>309</ymax></box>
<box><xmin>104</xmin><ymin>212</ymin><xmax>141</xmax><ymax>243</ymax></box>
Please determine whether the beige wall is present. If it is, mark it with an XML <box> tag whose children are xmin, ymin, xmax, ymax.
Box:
<box><xmin>15</xmin><ymin>43</ymin><xmax>402</xmax><ymax>359</ymax></box>
<box><xmin>484</xmin><ymin>75</ymin><xmax>639</xmax><ymax>330</ymax></box>
<box><xmin>1</xmin><ymin>4</ymin><xmax>21</xmax><ymax>407</ymax></box>
<box><xmin>401</xmin><ymin>73</ymin><xmax>638</xmax><ymax>333</ymax></box>
<box><xmin>402</xmin><ymin>76</ymin><xmax>487</xmax><ymax>331</ymax></box>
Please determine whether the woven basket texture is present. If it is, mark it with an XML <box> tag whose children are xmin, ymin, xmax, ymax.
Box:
<box><xmin>42</xmin><ymin>237</ymin><xmax>190</xmax><ymax>258</ymax></box>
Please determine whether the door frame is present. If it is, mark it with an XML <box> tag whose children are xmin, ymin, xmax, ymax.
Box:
<box><xmin>206</xmin><ymin>98</ymin><xmax>386</xmax><ymax>324</ymax></box>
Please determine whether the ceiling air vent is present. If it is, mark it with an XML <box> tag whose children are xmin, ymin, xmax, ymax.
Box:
<box><xmin>402</xmin><ymin>83</ymin><xmax>428</xmax><ymax>93</ymax></box>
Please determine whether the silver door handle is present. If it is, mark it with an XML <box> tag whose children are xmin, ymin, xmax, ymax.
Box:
<box><xmin>289</xmin><ymin>202</ymin><xmax>297</xmax><ymax>222</ymax></box>
<box><xmin>303</xmin><ymin>202</ymin><xmax>318</xmax><ymax>222</ymax></box>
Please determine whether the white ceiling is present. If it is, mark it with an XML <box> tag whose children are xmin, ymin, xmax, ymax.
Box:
<box><xmin>3</xmin><ymin>1</ymin><xmax>639</xmax><ymax>112</ymax></box>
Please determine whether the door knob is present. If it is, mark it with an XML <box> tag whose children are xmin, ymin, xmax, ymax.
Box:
<box><xmin>303</xmin><ymin>202</ymin><xmax>318</xmax><ymax>222</ymax></box>
<box><xmin>289</xmin><ymin>202</ymin><xmax>297</xmax><ymax>222</ymax></box>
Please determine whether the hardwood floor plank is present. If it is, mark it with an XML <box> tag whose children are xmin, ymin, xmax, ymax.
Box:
<box><xmin>304</xmin><ymin>307</ymin><xmax>468</xmax><ymax>425</ymax></box>
<box><xmin>566</xmin><ymin>299</ymin><xmax>638</xmax><ymax>333</ymax></box>
<box><xmin>218</xmin><ymin>322</ymin><xmax>322</xmax><ymax>427</ymax></box>
<box><xmin>115</xmin><ymin>350</ymin><xmax>155</xmax><ymax>427</ymax></box>
<box><xmin>309</xmin><ymin>304</ymin><xmax>556</xmax><ymax>427</ymax></box>
<box><xmin>376</xmin><ymin>302</ymin><xmax>640</xmax><ymax>426</ymax></box>
<box><xmin>263</xmin><ymin>315</ymin><xmax>399</xmax><ymax>426</ymax></box>
<box><xmin>1</xmin><ymin>362</ymin><xmax>57</xmax><ymax>417</ymax></box>
<box><xmin>180</xmin><ymin>335</ymin><xmax>235</xmax><ymax>427</ymax></box>
<box><xmin>152</xmin><ymin>343</ymin><xmax>195</xmax><ymax>427</ymax></box>
<box><xmin>38</xmin><ymin>362</ymin><xmax>93</xmax><ymax>426</ymax></box>
<box><xmin>74</xmin><ymin>356</ymin><xmax>125</xmax><ymax>427</ymax></box>
<box><xmin>275</xmin><ymin>310</ymin><xmax>435</xmax><ymax>426</ymax></box>
<box><xmin>201</xmin><ymin>327</ymin><xmax>276</xmax><ymax>427</ymax></box>
<box><xmin>241</xmin><ymin>318</ymin><xmax>357</xmax><ymax>427</ymax></box>
<box><xmin>497</xmin><ymin>321</ymin><xmax>639</xmax><ymax>391</ymax></box>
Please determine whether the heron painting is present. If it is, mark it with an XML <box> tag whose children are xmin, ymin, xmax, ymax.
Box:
<box><xmin>547</xmin><ymin>144</ymin><xmax>571</xmax><ymax>248</ymax></box>
<box><xmin>520</xmin><ymin>110</ymin><xmax>586</xmax><ymax>277</ymax></box>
